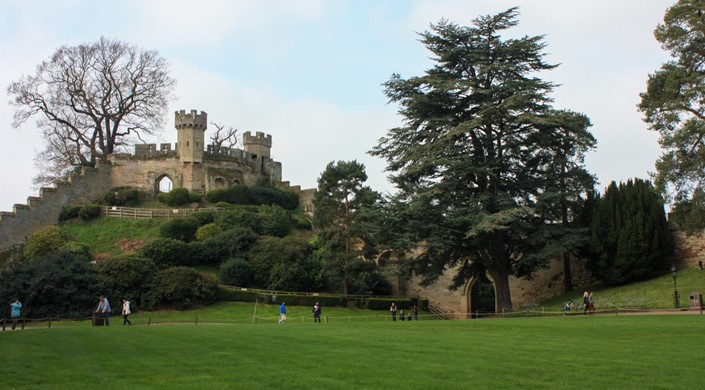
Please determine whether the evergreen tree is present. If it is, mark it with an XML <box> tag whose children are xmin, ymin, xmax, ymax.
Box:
<box><xmin>370</xmin><ymin>8</ymin><xmax>596</xmax><ymax>311</ymax></box>
<box><xmin>313</xmin><ymin>160</ymin><xmax>381</xmax><ymax>294</ymax></box>
<box><xmin>639</xmin><ymin>0</ymin><xmax>705</xmax><ymax>231</ymax></box>
<box><xmin>589</xmin><ymin>179</ymin><xmax>674</xmax><ymax>285</ymax></box>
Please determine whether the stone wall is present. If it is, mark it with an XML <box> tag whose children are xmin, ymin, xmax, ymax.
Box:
<box><xmin>402</xmin><ymin>256</ymin><xmax>593</xmax><ymax>315</ymax></box>
<box><xmin>0</xmin><ymin>164</ymin><xmax>114</xmax><ymax>253</ymax></box>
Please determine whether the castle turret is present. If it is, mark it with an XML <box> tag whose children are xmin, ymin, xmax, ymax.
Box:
<box><xmin>175</xmin><ymin>109</ymin><xmax>207</xmax><ymax>163</ymax></box>
<box><xmin>243</xmin><ymin>131</ymin><xmax>272</xmax><ymax>159</ymax></box>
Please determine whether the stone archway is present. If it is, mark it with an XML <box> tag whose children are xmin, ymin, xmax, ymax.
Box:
<box><xmin>465</xmin><ymin>273</ymin><xmax>497</xmax><ymax>319</ymax></box>
<box><xmin>156</xmin><ymin>174</ymin><xmax>173</xmax><ymax>195</ymax></box>
<box><xmin>214</xmin><ymin>177</ymin><xmax>227</xmax><ymax>189</ymax></box>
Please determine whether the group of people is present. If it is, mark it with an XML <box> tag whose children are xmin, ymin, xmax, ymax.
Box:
<box><xmin>5</xmin><ymin>295</ymin><xmax>132</xmax><ymax>329</ymax></box>
<box><xmin>277</xmin><ymin>301</ymin><xmax>323</xmax><ymax>324</ymax></box>
<box><xmin>389</xmin><ymin>303</ymin><xmax>418</xmax><ymax>321</ymax></box>
<box><xmin>563</xmin><ymin>291</ymin><xmax>595</xmax><ymax>316</ymax></box>
<box><xmin>94</xmin><ymin>295</ymin><xmax>132</xmax><ymax>326</ymax></box>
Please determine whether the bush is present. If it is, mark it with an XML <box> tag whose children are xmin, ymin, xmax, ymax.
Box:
<box><xmin>219</xmin><ymin>257</ymin><xmax>254</xmax><ymax>287</ymax></box>
<box><xmin>195</xmin><ymin>223</ymin><xmax>223</xmax><ymax>241</ymax></box>
<box><xmin>257</xmin><ymin>205</ymin><xmax>293</xmax><ymax>237</ymax></box>
<box><xmin>249</xmin><ymin>236</ymin><xmax>321</xmax><ymax>291</ymax></box>
<box><xmin>58</xmin><ymin>206</ymin><xmax>82</xmax><ymax>222</ymax></box>
<box><xmin>206</xmin><ymin>185</ymin><xmax>250</xmax><ymax>204</ymax></box>
<box><xmin>215</xmin><ymin>208</ymin><xmax>260</xmax><ymax>233</ymax></box>
<box><xmin>366</xmin><ymin>298</ymin><xmax>413</xmax><ymax>311</ymax></box>
<box><xmin>160</xmin><ymin>218</ymin><xmax>199</xmax><ymax>242</ymax></box>
<box><xmin>23</xmin><ymin>226</ymin><xmax>70</xmax><ymax>260</ymax></box>
<box><xmin>95</xmin><ymin>254</ymin><xmax>158</xmax><ymax>308</ymax></box>
<box><xmin>217</xmin><ymin>286</ymin><xmax>259</xmax><ymax>302</ymax></box>
<box><xmin>78</xmin><ymin>204</ymin><xmax>102</xmax><ymax>221</ymax></box>
<box><xmin>190</xmin><ymin>211</ymin><xmax>216</xmax><ymax>226</ymax></box>
<box><xmin>104</xmin><ymin>188</ymin><xmax>140</xmax><ymax>207</ymax></box>
<box><xmin>158</xmin><ymin>188</ymin><xmax>198</xmax><ymax>207</ymax></box>
<box><xmin>189</xmin><ymin>227</ymin><xmax>258</xmax><ymax>265</ymax></box>
<box><xmin>249</xmin><ymin>186</ymin><xmax>299</xmax><ymax>210</ymax></box>
<box><xmin>139</xmin><ymin>238</ymin><xmax>190</xmax><ymax>267</ymax></box>
<box><xmin>0</xmin><ymin>249</ymin><xmax>98</xmax><ymax>318</ymax></box>
<box><xmin>142</xmin><ymin>267</ymin><xmax>218</xmax><ymax>310</ymax></box>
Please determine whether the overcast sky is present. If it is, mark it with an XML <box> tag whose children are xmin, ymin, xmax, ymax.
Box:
<box><xmin>0</xmin><ymin>0</ymin><xmax>675</xmax><ymax>211</ymax></box>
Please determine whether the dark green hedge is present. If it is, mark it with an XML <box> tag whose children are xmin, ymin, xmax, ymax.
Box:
<box><xmin>366</xmin><ymin>298</ymin><xmax>413</xmax><ymax>310</ymax></box>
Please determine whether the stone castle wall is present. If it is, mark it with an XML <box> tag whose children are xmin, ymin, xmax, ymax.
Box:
<box><xmin>0</xmin><ymin>164</ymin><xmax>114</xmax><ymax>253</ymax></box>
<box><xmin>402</xmin><ymin>256</ymin><xmax>593</xmax><ymax>314</ymax></box>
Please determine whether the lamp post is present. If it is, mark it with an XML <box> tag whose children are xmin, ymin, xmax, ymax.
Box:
<box><xmin>671</xmin><ymin>265</ymin><xmax>680</xmax><ymax>309</ymax></box>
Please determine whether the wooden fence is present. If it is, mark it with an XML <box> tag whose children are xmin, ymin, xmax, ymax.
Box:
<box><xmin>101</xmin><ymin>206</ymin><xmax>224</xmax><ymax>219</ymax></box>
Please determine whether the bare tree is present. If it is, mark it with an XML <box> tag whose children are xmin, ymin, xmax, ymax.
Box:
<box><xmin>209</xmin><ymin>122</ymin><xmax>239</xmax><ymax>149</ymax></box>
<box><xmin>7</xmin><ymin>36</ymin><xmax>176</xmax><ymax>185</ymax></box>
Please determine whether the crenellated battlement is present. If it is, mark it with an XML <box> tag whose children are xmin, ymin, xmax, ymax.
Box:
<box><xmin>243</xmin><ymin>131</ymin><xmax>272</xmax><ymax>148</ymax></box>
<box><xmin>175</xmin><ymin>109</ymin><xmax>207</xmax><ymax>129</ymax></box>
<box><xmin>243</xmin><ymin>131</ymin><xmax>272</xmax><ymax>159</ymax></box>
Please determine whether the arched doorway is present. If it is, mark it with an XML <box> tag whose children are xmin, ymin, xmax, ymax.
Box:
<box><xmin>214</xmin><ymin>177</ymin><xmax>227</xmax><ymax>189</ymax></box>
<box><xmin>156</xmin><ymin>175</ymin><xmax>173</xmax><ymax>194</ymax></box>
<box><xmin>469</xmin><ymin>273</ymin><xmax>496</xmax><ymax>319</ymax></box>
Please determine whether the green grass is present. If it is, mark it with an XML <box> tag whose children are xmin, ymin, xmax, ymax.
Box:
<box><xmin>2</xmin><ymin>314</ymin><xmax>704</xmax><ymax>389</ymax></box>
<box><xmin>541</xmin><ymin>267</ymin><xmax>705</xmax><ymax>311</ymax></box>
<box><xmin>62</xmin><ymin>217</ymin><xmax>163</xmax><ymax>255</ymax></box>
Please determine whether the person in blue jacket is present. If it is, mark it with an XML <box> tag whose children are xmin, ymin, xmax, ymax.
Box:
<box><xmin>279</xmin><ymin>302</ymin><xmax>286</xmax><ymax>324</ymax></box>
<box><xmin>10</xmin><ymin>298</ymin><xmax>22</xmax><ymax>330</ymax></box>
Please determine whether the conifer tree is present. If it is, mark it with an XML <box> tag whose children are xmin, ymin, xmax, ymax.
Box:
<box><xmin>370</xmin><ymin>8</ymin><xmax>595</xmax><ymax>311</ymax></box>
<box><xmin>589</xmin><ymin>179</ymin><xmax>674</xmax><ymax>285</ymax></box>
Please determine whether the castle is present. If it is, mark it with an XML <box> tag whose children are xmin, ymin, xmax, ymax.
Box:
<box><xmin>0</xmin><ymin>109</ymin><xmax>315</xmax><ymax>253</ymax></box>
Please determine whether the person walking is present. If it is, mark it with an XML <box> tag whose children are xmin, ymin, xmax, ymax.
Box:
<box><xmin>390</xmin><ymin>302</ymin><xmax>397</xmax><ymax>321</ymax></box>
<box><xmin>312</xmin><ymin>302</ymin><xmax>322</xmax><ymax>323</ymax></box>
<box><xmin>279</xmin><ymin>302</ymin><xmax>287</xmax><ymax>324</ymax></box>
<box><xmin>96</xmin><ymin>295</ymin><xmax>112</xmax><ymax>326</ymax></box>
<box><xmin>588</xmin><ymin>292</ymin><xmax>595</xmax><ymax>315</ymax></box>
<box><xmin>121</xmin><ymin>299</ymin><xmax>132</xmax><ymax>325</ymax></box>
<box><xmin>10</xmin><ymin>298</ymin><xmax>22</xmax><ymax>330</ymax></box>
<box><xmin>582</xmin><ymin>291</ymin><xmax>590</xmax><ymax>315</ymax></box>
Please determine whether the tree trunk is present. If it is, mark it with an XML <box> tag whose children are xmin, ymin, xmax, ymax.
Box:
<box><xmin>489</xmin><ymin>267</ymin><xmax>513</xmax><ymax>313</ymax></box>
<box><xmin>563</xmin><ymin>252</ymin><xmax>573</xmax><ymax>292</ymax></box>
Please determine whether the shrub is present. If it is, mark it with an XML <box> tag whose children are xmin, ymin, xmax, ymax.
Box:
<box><xmin>206</xmin><ymin>185</ymin><xmax>250</xmax><ymax>204</ymax></box>
<box><xmin>139</xmin><ymin>238</ymin><xmax>190</xmax><ymax>267</ymax></box>
<box><xmin>249</xmin><ymin>236</ymin><xmax>321</xmax><ymax>290</ymax></box>
<box><xmin>0</xmin><ymin>249</ymin><xmax>98</xmax><ymax>318</ymax></box>
<box><xmin>142</xmin><ymin>267</ymin><xmax>218</xmax><ymax>310</ymax></box>
<box><xmin>104</xmin><ymin>188</ymin><xmax>140</xmax><ymax>206</ymax></box>
<box><xmin>219</xmin><ymin>257</ymin><xmax>254</xmax><ymax>287</ymax></box>
<box><xmin>189</xmin><ymin>227</ymin><xmax>258</xmax><ymax>265</ymax></box>
<box><xmin>58</xmin><ymin>206</ymin><xmax>82</xmax><ymax>222</ymax></box>
<box><xmin>78</xmin><ymin>204</ymin><xmax>102</xmax><ymax>221</ymax></box>
<box><xmin>23</xmin><ymin>226</ymin><xmax>70</xmax><ymax>260</ymax></box>
<box><xmin>215</xmin><ymin>208</ymin><xmax>260</xmax><ymax>232</ymax></box>
<box><xmin>95</xmin><ymin>254</ymin><xmax>158</xmax><ymax>308</ymax></box>
<box><xmin>195</xmin><ymin>223</ymin><xmax>223</xmax><ymax>241</ymax></box>
<box><xmin>190</xmin><ymin>211</ymin><xmax>216</xmax><ymax>226</ymax></box>
<box><xmin>249</xmin><ymin>186</ymin><xmax>299</xmax><ymax>210</ymax></box>
<box><xmin>366</xmin><ymin>298</ymin><xmax>413</xmax><ymax>311</ymax></box>
<box><xmin>158</xmin><ymin>188</ymin><xmax>198</xmax><ymax>207</ymax></box>
<box><xmin>257</xmin><ymin>205</ymin><xmax>293</xmax><ymax>237</ymax></box>
<box><xmin>160</xmin><ymin>218</ymin><xmax>199</xmax><ymax>242</ymax></box>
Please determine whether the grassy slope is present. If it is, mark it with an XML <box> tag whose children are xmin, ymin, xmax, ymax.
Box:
<box><xmin>541</xmin><ymin>268</ymin><xmax>705</xmax><ymax>311</ymax></box>
<box><xmin>2</xmin><ymin>315</ymin><xmax>704</xmax><ymax>389</ymax></box>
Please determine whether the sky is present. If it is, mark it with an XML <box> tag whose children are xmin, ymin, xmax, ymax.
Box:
<box><xmin>0</xmin><ymin>0</ymin><xmax>676</xmax><ymax>212</ymax></box>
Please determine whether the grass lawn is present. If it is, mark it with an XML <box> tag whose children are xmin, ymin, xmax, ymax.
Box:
<box><xmin>2</xmin><ymin>313</ymin><xmax>704</xmax><ymax>389</ymax></box>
